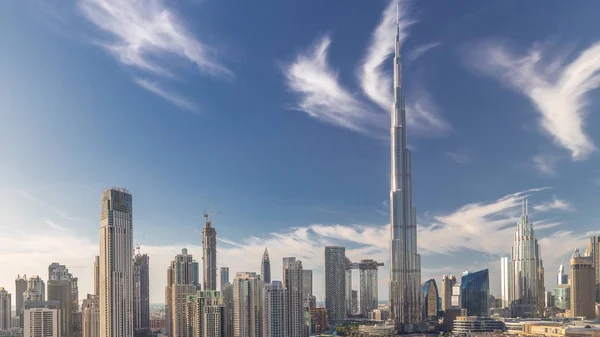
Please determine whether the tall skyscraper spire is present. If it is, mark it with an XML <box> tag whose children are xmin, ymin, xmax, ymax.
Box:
<box><xmin>202</xmin><ymin>212</ymin><xmax>217</xmax><ymax>290</ymax></box>
<box><xmin>389</xmin><ymin>2</ymin><xmax>423</xmax><ymax>330</ymax></box>
<box><xmin>261</xmin><ymin>248</ymin><xmax>271</xmax><ymax>284</ymax></box>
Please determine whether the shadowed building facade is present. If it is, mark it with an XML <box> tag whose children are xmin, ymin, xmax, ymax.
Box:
<box><xmin>461</xmin><ymin>270</ymin><xmax>489</xmax><ymax>317</ymax></box>
<box><xmin>421</xmin><ymin>279</ymin><xmax>440</xmax><ymax>319</ymax></box>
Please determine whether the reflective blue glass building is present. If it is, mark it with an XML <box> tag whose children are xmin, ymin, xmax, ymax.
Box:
<box><xmin>461</xmin><ymin>269</ymin><xmax>490</xmax><ymax>317</ymax></box>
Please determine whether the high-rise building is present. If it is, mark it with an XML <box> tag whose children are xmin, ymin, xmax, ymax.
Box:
<box><xmin>345</xmin><ymin>261</ymin><xmax>353</xmax><ymax>316</ymax></box>
<box><xmin>357</xmin><ymin>260</ymin><xmax>383</xmax><ymax>317</ymax></box>
<box><xmin>451</xmin><ymin>283</ymin><xmax>461</xmax><ymax>308</ymax></box>
<box><xmin>133</xmin><ymin>253</ymin><xmax>150</xmax><ymax>337</ymax></box>
<box><xmin>25</xmin><ymin>275</ymin><xmax>45</xmax><ymax>302</ymax></box>
<box><xmin>554</xmin><ymin>284</ymin><xmax>570</xmax><ymax>310</ymax></box>
<box><xmin>351</xmin><ymin>290</ymin><xmax>358</xmax><ymax>316</ymax></box>
<box><xmin>94</xmin><ymin>257</ymin><xmax>100</xmax><ymax>296</ymax></box>
<box><xmin>99</xmin><ymin>188</ymin><xmax>134</xmax><ymax>337</ymax></box>
<box><xmin>16</xmin><ymin>275</ymin><xmax>28</xmax><ymax>326</ymax></box>
<box><xmin>284</xmin><ymin>260</ymin><xmax>304</xmax><ymax>337</ymax></box>
<box><xmin>500</xmin><ymin>257</ymin><xmax>511</xmax><ymax>309</ymax></box>
<box><xmin>544</xmin><ymin>291</ymin><xmax>554</xmax><ymax>308</ymax></box>
<box><xmin>388</xmin><ymin>7</ymin><xmax>423</xmax><ymax>330</ymax></box>
<box><xmin>220</xmin><ymin>268</ymin><xmax>229</xmax><ymax>291</ymax></box>
<box><xmin>558</xmin><ymin>264</ymin><xmax>568</xmax><ymax>285</ymax></box>
<box><xmin>587</xmin><ymin>236</ymin><xmax>600</xmax><ymax>302</ymax></box>
<box><xmin>261</xmin><ymin>249</ymin><xmax>271</xmax><ymax>284</ymax></box>
<box><xmin>233</xmin><ymin>272</ymin><xmax>261</xmax><ymax>337</ymax></box>
<box><xmin>165</xmin><ymin>248</ymin><xmax>200</xmax><ymax>337</ymax></box>
<box><xmin>309</xmin><ymin>307</ymin><xmax>327</xmax><ymax>335</ymax></box>
<box><xmin>302</xmin><ymin>270</ymin><xmax>312</xmax><ymax>300</ymax></box>
<box><xmin>23</xmin><ymin>301</ymin><xmax>61</xmax><ymax>337</ymax></box>
<box><xmin>0</xmin><ymin>287</ymin><xmax>10</xmax><ymax>330</ymax></box>
<box><xmin>186</xmin><ymin>290</ymin><xmax>225</xmax><ymax>337</ymax></box>
<box><xmin>421</xmin><ymin>279</ymin><xmax>439</xmax><ymax>318</ymax></box>
<box><xmin>221</xmin><ymin>284</ymin><xmax>234</xmax><ymax>337</ymax></box>
<box><xmin>82</xmin><ymin>295</ymin><xmax>100</xmax><ymax>337</ymax></box>
<box><xmin>47</xmin><ymin>263</ymin><xmax>74</xmax><ymax>337</ymax></box>
<box><xmin>203</xmin><ymin>214</ymin><xmax>217</xmax><ymax>291</ymax></box>
<box><xmin>570</xmin><ymin>249</ymin><xmax>595</xmax><ymax>319</ymax></box>
<box><xmin>461</xmin><ymin>270</ymin><xmax>489</xmax><ymax>317</ymax></box>
<box><xmin>510</xmin><ymin>199</ymin><xmax>545</xmax><ymax>317</ymax></box>
<box><xmin>324</xmin><ymin>246</ymin><xmax>346</xmax><ymax>324</ymax></box>
<box><xmin>441</xmin><ymin>275</ymin><xmax>456</xmax><ymax>311</ymax></box>
<box><xmin>282</xmin><ymin>257</ymin><xmax>295</xmax><ymax>287</ymax></box>
<box><xmin>262</xmin><ymin>281</ymin><xmax>287</xmax><ymax>337</ymax></box>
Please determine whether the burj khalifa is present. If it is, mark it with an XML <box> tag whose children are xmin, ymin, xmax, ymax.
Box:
<box><xmin>389</xmin><ymin>6</ymin><xmax>423</xmax><ymax>331</ymax></box>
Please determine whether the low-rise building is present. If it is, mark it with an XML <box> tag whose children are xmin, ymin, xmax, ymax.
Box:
<box><xmin>453</xmin><ymin>316</ymin><xmax>504</xmax><ymax>334</ymax></box>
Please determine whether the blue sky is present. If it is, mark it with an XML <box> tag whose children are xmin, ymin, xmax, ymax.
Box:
<box><xmin>1</xmin><ymin>0</ymin><xmax>600</xmax><ymax>304</ymax></box>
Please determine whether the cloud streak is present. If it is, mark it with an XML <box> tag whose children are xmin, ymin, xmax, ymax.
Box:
<box><xmin>467</xmin><ymin>41</ymin><xmax>600</xmax><ymax>160</ymax></box>
<box><xmin>533</xmin><ymin>197</ymin><xmax>573</xmax><ymax>212</ymax></box>
<box><xmin>134</xmin><ymin>78</ymin><xmax>198</xmax><ymax>112</ymax></box>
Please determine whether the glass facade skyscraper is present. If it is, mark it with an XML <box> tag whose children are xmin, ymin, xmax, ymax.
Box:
<box><xmin>461</xmin><ymin>269</ymin><xmax>489</xmax><ymax>317</ymax></box>
<box><xmin>421</xmin><ymin>279</ymin><xmax>439</xmax><ymax>318</ymax></box>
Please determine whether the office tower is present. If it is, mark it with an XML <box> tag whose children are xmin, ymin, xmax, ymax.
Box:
<box><xmin>510</xmin><ymin>198</ymin><xmax>545</xmax><ymax>317</ymax></box>
<box><xmin>221</xmin><ymin>284</ymin><xmax>234</xmax><ymax>337</ymax></box>
<box><xmin>587</xmin><ymin>236</ymin><xmax>600</xmax><ymax>301</ymax></box>
<box><xmin>233</xmin><ymin>272</ymin><xmax>261</xmax><ymax>337</ymax></box>
<box><xmin>302</xmin><ymin>270</ymin><xmax>312</xmax><ymax>298</ymax></box>
<box><xmin>94</xmin><ymin>257</ymin><xmax>100</xmax><ymax>296</ymax></box>
<box><xmin>16</xmin><ymin>275</ymin><xmax>27</xmax><ymax>326</ymax></box>
<box><xmin>0</xmin><ymin>287</ymin><xmax>10</xmax><ymax>330</ymax></box>
<box><xmin>99</xmin><ymin>188</ymin><xmax>133</xmax><ymax>337</ymax></box>
<box><xmin>570</xmin><ymin>249</ymin><xmax>595</xmax><ymax>319</ymax></box>
<box><xmin>186</xmin><ymin>290</ymin><xmax>225</xmax><ymax>337</ymax></box>
<box><xmin>388</xmin><ymin>6</ymin><xmax>423</xmax><ymax>330</ymax></box>
<box><xmin>324</xmin><ymin>246</ymin><xmax>346</xmax><ymax>324</ymax></box>
<box><xmin>461</xmin><ymin>269</ymin><xmax>490</xmax><ymax>317</ymax></box>
<box><xmin>558</xmin><ymin>264</ymin><xmax>568</xmax><ymax>285</ymax></box>
<box><xmin>351</xmin><ymin>291</ymin><xmax>358</xmax><ymax>316</ymax></box>
<box><xmin>47</xmin><ymin>263</ymin><xmax>74</xmax><ymax>337</ymax></box>
<box><xmin>220</xmin><ymin>267</ymin><xmax>229</xmax><ymax>291</ymax></box>
<box><xmin>345</xmin><ymin>262</ymin><xmax>352</xmax><ymax>316</ymax></box>
<box><xmin>441</xmin><ymin>275</ymin><xmax>456</xmax><ymax>311</ymax></box>
<box><xmin>554</xmin><ymin>284</ymin><xmax>570</xmax><ymax>310</ymax></box>
<box><xmin>261</xmin><ymin>249</ymin><xmax>271</xmax><ymax>284</ymax></box>
<box><xmin>282</xmin><ymin>257</ymin><xmax>296</xmax><ymax>287</ymax></box>
<box><xmin>203</xmin><ymin>214</ymin><xmax>217</xmax><ymax>291</ymax></box>
<box><xmin>133</xmin><ymin>253</ymin><xmax>150</xmax><ymax>337</ymax></box>
<box><xmin>284</xmin><ymin>259</ymin><xmax>304</xmax><ymax>337</ymax></box>
<box><xmin>500</xmin><ymin>257</ymin><xmax>511</xmax><ymax>309</ymax></box>
<box><xmin>166</xmin><ymin>248</ymin><xmax>200</xmax><ymax>337</ymax></box>
<box><xmin>82</xmin><ymin>295</ymin><xmax>100</xmax><ymax>337</ymax></box>
<box><xmin>24</xmin><ymin>304</ymin><xmax>61</xmax><ymax>337</ymax></box>
<box><xmin>262</xmin><ymin>281</ymin><xmax>287</xmax><ymax>337</ymax></box>
<box><xmin>25</xmin><ymin>275</ymin><xmax>45</xmax><ymax>301</ymax></box>
<box><xmin>358</xmin><ymin>260</ymin><xmax>382</xmax><ymax>317</ymax></box>
<box><xmin>544</xmin><ymin>291</ymin><xmax>554</xmax><ymax>308</ymax></box>
<box><xmin>421</xmin><ymin>279</ymin><xmax>439</xmax><ymax>318</ymax></box>
<box><xmin>451</xmin><ymin>284</ymin><xmax>461</xmax><ymax>308</ymax></box>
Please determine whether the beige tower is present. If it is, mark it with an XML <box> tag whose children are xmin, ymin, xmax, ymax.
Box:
<box><xmin>0</xmin><ymin>287</ymin><xmax>10</xmax><ymax>330</ymax></box>
<box><xmin>570</xmin><ymin>249</ymin><xmax>595</xmax><ymax>319</ymax></box>
<box><xmin>165</xmin><ymin>248</ymin><xmax>199</xmax><ymax>337</ymax></box>
<box><xmin>440</xmin><ymin>275</ymin><xmax>456</xmax><ymax>311</ymax></box>
<box><xmin>233</xmin><ymin>272</ymin><xmax>262</xmax><ymax>337</ymax></box>
<box><xmin>82</xmin><ymin>295</ymin><xmax>100</xmax><ymax>337</ymax></box>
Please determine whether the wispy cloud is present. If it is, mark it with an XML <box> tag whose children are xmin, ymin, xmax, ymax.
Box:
<box><xmin>467</xmin><ymin>41</ymin><xmax>600</xmax><ymax>160</ymax></box>
<box><xmin>533</xmin><ymin>197</ymin><xmax>573</xmax><ymax>212</ymax></box>
<box><xmin>445</xmin><ymin>148</ymin><xmax>472</xmax><ymax>165</ymax></box>
<box><xmin>532</xmin><ymin>153</ymin><xmax>559</xmax><ymax>176</ymax></box>
<box><xmin>134</xmin><ymin>78</ymin><xmax>198</xmax><ymax>112</ymax></box>
<box><xmin>44</xmin><ymin>220</ymin><xmax>68</xmax><ymax>232</ymax></box>
<box><xmin>283</xmin><ymin>0</ymin><xmax>450</xmax><ymax>137</ymax></box>
<box><xmin>408</xmin><ymin>42</ymin><xmax>441</xmax><ymax>61</ymax></box>
<box><xmin>15</xmin><ymin>188</ymin><xmax>83</xmax><ymax>223</ymax></box>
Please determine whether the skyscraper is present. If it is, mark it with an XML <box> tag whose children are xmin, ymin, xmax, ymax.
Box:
<box><xmin>261</xmin><ymin>249</ymin><xmax>271</xmax><ymax>284</ymax></box>
<box><xmin>570</xmin><ymin>249</ymin><xmax>595</xmax><ymax>319</ymax></box>
<box><xmin>233</xmin><ymin>272</ymin><xmax>262</xmax><ymax>337</ymax></box>
<box><xmin>358</xmin><ymin>260</ymin><xmax>382</xmax><ymax>317</ymax></box>
<box><xmin>24</xmin><ymin>303</ymin><xmax>61</xmax><ymax>337</ymax></box>
<box><xmin>47</xmin><ymin>263</ymin><xmax>74</xmax><ymax>337</ymax></box>
<box><xmin>302</xmin><ymin>270</ymin><xmax>312</xmax><ymax>300</ymax></box>
<box><xmin>82</xmin><ymin>294</ymin><xmax>100</xmax><ymax>337</ymax></box>
<box><xmin>510</xmin><ymin>198</ymin><xmax>544</xmax><ymax>317</ymax></box>
<box><xmin>441</xmin><ymin>275</ymin><xmax>456</xmax><ymax>311</ymax></box>
<box><xmin>282</xmin><ymin>257</ymin><xmax>296</xmax><ymax>287</ymax></box>
<box><xmin>221</xmin><ymin>284</ymin><xmax>234</xmax><ymax>337</ymax></box>
<box><xmin>284</xmin><ymin>259</ymin><xmax>304</xmax><ymax>337</ymax></box>
<box><xmin>186</xmin><ymin>290</ymin><xmax>225</xmax><ymax>337</ymax></box>
<box><xmin>587</xmin><ymin>236</ymin><xmax>600</xmax><ymax>302</ymax></box>
<box><xmin>99</xmin><ymin>188</ymin><xmax>134</xmax><ymax>337</ymax></box>
<box><xmin>262</xmin><ymin>281</ymin><xmax>287</xmax><ymax>337</ymax></box>
<box><xmin>500</xmin><ymin>257</ymin><xmax>511</xmax><ymax>308</ymax></box>
<box><xmin>220</xmin><ymin>267</ymin><xmax>229</xmax><ymax>291</ymax></box>
<box><xmin>165</xmin><ymin>248</ymin><xmax>200</xmax><ymax>337</ymax></box>
<box><xmin>203</xmin><ymin>214</ymin><xmax>217</xmax><ymax>291</ymax></box>
<box><xmin>0</xmin><ymin>287</ymin><xmax>10</xmax><ymax>330</ymax></box>
<box><xmin>389</xmin><ymin>6</ymin><xmax>423</xmax><ymax>330</ymax></box>
<box><xmin>324</xmin><ymin>246</ymin><xmax>346</xmax><ymax>324</ymax></box>
<box><xmin>94</xmin><ymin>256</ymin><xmax>100</xmax><ymax>296</ymax></box>
<box><xmin>421</xmin><ymin>279</ymin><xmax>439</xmax><ymax>318</ymax></box>
<box><xmin>133</xmin><ymin>253</ymin><xmax>150</xmax><ymax>337</ymax></box>
<box><xmin>461</xmin><ymin>269</ymin><xmax>490</xmax><ymax>317</ymax></box>
<box><xmin>16</xmin><ymin>275</ymin><xmax>27</xmax><ymax>326</ymax></box>
<box><xmin>25</xmin><ymin>275</ymin><xmax>45</xmax><ymax>302</ymax></box>
<box><xmin>557</xmin><ymin>264</ymin><xmax>568</xmax><ymax>285</ymax></box>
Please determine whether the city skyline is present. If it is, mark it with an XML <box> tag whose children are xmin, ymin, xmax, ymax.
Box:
<box><xmin>2</xmin><ymin>0</ymin><xmax>600</xmax><ymax>307</ymax></box>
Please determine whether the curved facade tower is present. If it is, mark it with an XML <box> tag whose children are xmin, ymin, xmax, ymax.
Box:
<box><xmin>389</xmin><ymin>9</ymin><xmax>423</xmax><ymax>329</ymax></box>
<box><xmin>510</xmin><ymin>198</ymin><xmax>545</xmax><ymax>317</ymax></box>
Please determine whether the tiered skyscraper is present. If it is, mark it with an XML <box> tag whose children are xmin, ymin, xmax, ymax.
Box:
<box><xmin>47</xmin><ymin>263</ymin><xmax>76</xmax><ymax>337</ymax></box>
<box><xmin>203</xmin><ymin>213</ymin><xmax>217</xmax><ymax>291</ymax></box>
<box><xmin>510</xmin><ymin>198</ymin><xmax>545</xmax><ymax>317</ymax></box>
<box><xmin>165</xmin><ymin>248</ymin><xmax>200</xmax><ymax>337</ymax></box>
<box><xmin>388</xmin><ymin>6</ymin><xmax>423</xmax><ymax>330</ymax></box>
<box><xmin>261</xmin><ymin>248</ymin><xmax>271</xmax><ymax>284</ymax></box>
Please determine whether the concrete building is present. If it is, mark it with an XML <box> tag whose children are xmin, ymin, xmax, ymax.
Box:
<box><xmin>221</xmin><ymin>284</ymin><xmax>233</xmax><ymax>337</ymax></box>
<box><xmin>309</xmin><ymin>307</ymin><xmax>327</xmax><ymax>335</ymax></box>
<box><xmin>441</xmin><ymin>275</ymin><xmax>456</xmax><ymax>311</ymax></box>
<box><xmin>261</xmin><ymin>249</ymin><xmax>271</xmax><ymax>284</ymax></box>
<box><xmin>219</xmin><ymin>268</ymin><xmax>229</xmax><ymax>291</ymax></box>
<box><xmin>357</xmin><ymin>260</ymin><xmax>383</xmax><ymax>317</ymax></box>
<box><xmin>15</xmin><ymin>275</ymin><xmax>27</xmax><ymax>327</ymax></box>
<box><xmin>588</xmin><ymin>236</ymin><xmax>600</xmax><ymax>302</ymax></box>
<box><xmin>99</xmin><ymin>188</ymin><xmax>134</xmax><ymax>337</ymax></box>
<box><xmin>453</xmin><ymin>316</ymin><xmax>504</xmax><ymax>334</ymax></box>
<box><xmin>24</xmin><ymin>276</ymin><xmax>45</xmax><ymax>302</ymax></box>
<box><xmin>451</xmin><ymin>283</ymin><xmax>461</xmax><ymax>308</ymax></box>
<box><xmin>545</xmin><ymin>291</ymin><xmax>555</xmax><ymax>308</ymax></box>
<box><xmin>262</xmin><ymin>281</ymin><xmax>287</xmax><ymax>337</ymax></box>
<box><xmin>284</xmin><ymin>260</ymin><xmax>304</xmax><ymax>337</ymax></box>
<box><xmin>570</xmin><ymin>248</ymin><xmax>595</xmax><ymax>319</ymax></box>
<box><xmin>93</xmin><ymin>257</ymin><xmax>99</xmax><ymax>296</ymax></box>
<box><xmin>302</xmin><ymin>270</ymin><xmax>312</xmax><ymax>302</ymax></box>
<box><xmin>23</xmin><ymin>301</ymin><xmax>61</xmax><ymax>337</ymax></box>
<box><xmin>82</xmin><ymin>295</ymin><xmax>99</xmax><ymax>337</ymax></box>
<box><xmin>186</xmin><ymin>290</ymin><xmax>225</xmax><ymax>337</ymax></box>
<box><xmin>202</xmin><ymin>213</ymin><xmax>218</xmax><ymax>291</ymax></box>
<box><xmin>133</xmin><ymin>253</ymin><xmax>150</xmax><ymax>337</ymax></box>
<box><xmin>233</xmin><ymin>272</ymin><xmax>261</xmax><ymax>337</ymax></box>
<box><xmin>0</xmin><ymin>288</ymin><xmax>10</xmax><ymax>330</ymax></box>
<box><xmin>500</xmin><ymin>257</ymin><xmax>511</xmax><ymax>308</ymax></box>
<box><xmin>324</xmin><ymin>246</ymin><xmax>346</xmax><ymax>324</ymax></box>
<box><xmin>165</xmin><ymin>248</ymin><xmax>200</xmax><ymax>337</ymax></box>
<box><xmin>47</xmin><ymin>263</ymin><xmax>75</xmax><ymax>337</ymax></box>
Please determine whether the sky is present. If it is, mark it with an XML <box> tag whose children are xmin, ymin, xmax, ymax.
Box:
<box><xmin>1</xmin><ymin>0</ymin><xmax>600</xmax><ymax>306</ymax></box>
